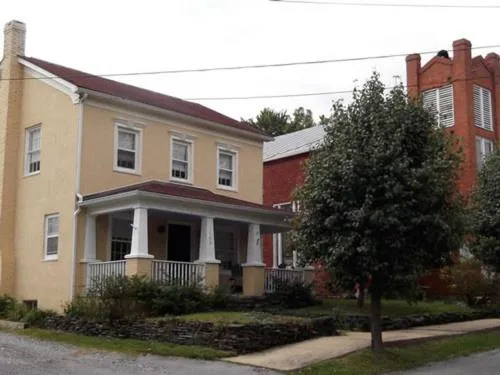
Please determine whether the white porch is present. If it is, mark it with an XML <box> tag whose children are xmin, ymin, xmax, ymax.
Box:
<box><xmin>79</xmin><ymin>182</ymin><xmax>292</xmax><ymax>295</ymax></box>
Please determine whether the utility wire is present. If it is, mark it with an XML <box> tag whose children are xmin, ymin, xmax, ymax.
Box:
<box><xmin>11</xmin><ymin>44</ymin><xmax>500</xmax><ymax>82</ymax></box>
<box><xmin>270</xmin><ymin>0</ymin><xmax>500</xmax><ymax>9</ymax></box>
<box><xmin>185</xmin><ymin>74</ymin><xmax>493</xmax><ymax>101</ymax></box>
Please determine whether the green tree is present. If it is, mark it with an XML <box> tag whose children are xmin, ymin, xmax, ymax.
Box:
<box><xmin>245</xmin><ymin>106</ymin><xmax>316</xmax><ymax>136</ymax></box>
<box><xmin>293</xmin><ymin>73</ymin><xmax>465</xmax><ymax>352</ymax></box>
<box><xmin>469</xmin><ymin>149</ymin><xmax>500</xmax><ymax>272</ymax></box>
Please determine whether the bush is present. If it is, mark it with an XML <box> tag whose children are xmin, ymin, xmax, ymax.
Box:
<box><xmin>266</xmin><ymin>278</ymin><xmax>318</xmax><ymax>308</ymax></box>
<box><xmin>0</xmin><ymin>295</ymin><xmax>16</xmax><ymax>318</ymax></box>
<box><xmin>208</xmin><ymin>285</ymin><xmax>232</xmax><ymax>310</ymax></box>
<box><xmin>22</xmin><ymin>309</ymin><xmax>58</xmax><ymax>327</ymax></box>
<box><xmin>441</xmin><ymin>258</ymin><xmax>497</xmax><ymax>306</ymax></box>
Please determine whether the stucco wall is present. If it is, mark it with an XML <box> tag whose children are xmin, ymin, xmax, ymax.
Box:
<box><xmin>79</xmin><ymin>104</ymin><xmax>263</xmax><ymax>203</ymax></box>
<box><xmin>14</xmin><ymin>72</ymin><xmax>79</xmax><ymax>310</ymax></box>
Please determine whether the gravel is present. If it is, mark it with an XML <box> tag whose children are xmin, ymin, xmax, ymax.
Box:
<box><xmin>0</xmin><ymin>332</ymin><xmax>279</xmax><ymax>375</ymax></box>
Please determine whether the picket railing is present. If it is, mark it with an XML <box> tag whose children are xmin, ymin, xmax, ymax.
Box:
<box><xmin>265</xmin><ymin>268</ymin><xmax>306</xmax><ymax>293</ymax></box>
<box><xmin>151</xmin><ymin>260</ymin><xmax>206</xmax><ymax>286</ymax></box>
<box><xmin>87</xmin><ymin>260</ymin><xmax>126</xmax><ymax>291</ymax></box>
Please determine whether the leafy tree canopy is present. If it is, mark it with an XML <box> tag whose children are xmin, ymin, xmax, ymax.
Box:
<box><xmin>293</xmin><ymin>73</ymin><xmax>465</xmax><ymax>351</ymax></box>
<box><xmin>245</xmin><ymin>106</ymin><xmax>330</xmax><ymax>137</ymax></box>
<box><xmin>469</xmin><ymin>149</ymin><xmax>500</xmax><ymax>272</ymax></box>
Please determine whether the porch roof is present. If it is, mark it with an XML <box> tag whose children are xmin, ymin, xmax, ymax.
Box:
<box><xmin>83</xmin><ymin>180</ymin><xmax>281</xmax><ymax>213</ymax></box>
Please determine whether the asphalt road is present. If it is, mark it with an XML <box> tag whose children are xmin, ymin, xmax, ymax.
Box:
<box><xmin>391</xmin><ymin>349</ymin><xmax>500</xmax><ymax>375</ymax></box>
<box><xmin>0</xmin><ymin>332</ymin><xmax>278</xmax><ymax>375</ymax></box>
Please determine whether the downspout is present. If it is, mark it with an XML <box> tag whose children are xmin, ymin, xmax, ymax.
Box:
<box><xmin>70</xmin><ymin>92</ymin><xmax>87</xmax><ymax>300</ymax></box>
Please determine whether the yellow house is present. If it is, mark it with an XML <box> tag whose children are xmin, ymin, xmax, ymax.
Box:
<box><xmin>0</xmin><ymin>20</ymin><xmax>291</xmax><ymax>310</ymax></box>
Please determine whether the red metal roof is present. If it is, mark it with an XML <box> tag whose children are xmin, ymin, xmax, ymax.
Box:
<box><xmin>21</xmin><ymin>56</ymin><xmax>266</xmax><ymax>136</ymax></box>
<box><xmin>83</xmin><ymin>181</ymin><xmax>283</xmax><ymax>213</ymax></box>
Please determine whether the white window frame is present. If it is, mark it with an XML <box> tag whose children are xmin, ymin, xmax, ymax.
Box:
<box><xmin>113</xmin><ymin>123</ymin><xmax>142</xmax><ymax>175</ymax></box>
<box><xmin>24</xmin><ymin>124</ymin><xmax>41</xmax><ymax>176</ymax></box>
<box><xmin>272</xmin><ymin>202</ymin><xmax>299</xmax><ymax>268</ymax></box>
<box><xmin>44</xmin><ymin>214</ymin><xmax>59</xmax><ymax>261</ymax></box>
<box><xmin>473</xmin><ymin>85</ymin><xmax>493</xmax><ymax>131</ymax></box>
<box><xmin>422</xmin><ymin>85</ymin><xmax>454</xmax><ymax>127</ymax></box>
<box><xmin>216</xmin><ymin>146</ymin><xmax>238</xmax><ymax>191</ymax></box>
<box><xmin>476</xmin><ymin>136</ymin><xmax>494</xmax><ymax>171</ymax></box>
<box><xmin>170</xmin><ymin>136</ymin><xmax>194</xmax><ymax>184</ymax></box>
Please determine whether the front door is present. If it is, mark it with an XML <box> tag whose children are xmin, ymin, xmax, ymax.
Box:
<box><xmin>167</xmin><ymin>224</ymin><xmax>191</xmax><ymax>262</ymax></box>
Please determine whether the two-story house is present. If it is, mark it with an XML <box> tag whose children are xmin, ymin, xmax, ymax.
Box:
<box><xmin>0</xmin><ymin>20</ymin><xmax>291</xmax><ymax>310</ymax></box>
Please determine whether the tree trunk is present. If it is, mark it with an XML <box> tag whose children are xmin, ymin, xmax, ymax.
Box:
<box><xmin>357</xmin><ymin>285</ymin><xmax>365</xmax><ymax>308</ymax></box>
<box><xmin>370</xmin><ymin>290</ymin><xmax>384</xmax><ymax>353</ymax></box>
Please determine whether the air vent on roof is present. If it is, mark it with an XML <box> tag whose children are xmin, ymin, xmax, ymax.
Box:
<box><xmin>437</xmin><ymin>50</ymin><xmax>450</xmax><ymax>59</ymax></box>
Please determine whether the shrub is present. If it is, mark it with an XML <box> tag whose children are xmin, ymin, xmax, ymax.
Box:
<box><xmin>208</xmin><ymin>285</ymin><xmax>231</xmax><ymax>310</ymax></box>
<box><xmin>0</xmin><ymin>295</ymin><xmax>16</xmax><ymax>318</ymax></box>
<box><xmin>266</xmin><ymin>278</ymin><xmax>318</xmax><ymax>308</ymax></box>
<box><xmin>22</xmin><ymin>309</ymin><xmax>58</xmax><ymax>327</ymax></box>
<box><xmin>441</xmin><ymin>258</ymin><xmax>497</xmax><ymax>306</ymax></box>
<box><xmin>152</xmin><ymin>283</ymin><xmax>209</xmax><ymax>316</ymax></box>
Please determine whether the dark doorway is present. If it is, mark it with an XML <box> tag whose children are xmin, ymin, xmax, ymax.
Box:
<box><xmin>167</xmin><ymin>224</ymin><xmax>191</xmax><ymax>262</ymax></box>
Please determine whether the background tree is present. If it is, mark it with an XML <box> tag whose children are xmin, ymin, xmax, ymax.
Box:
<box><xmin>469</xmin><ymin>149</ymin><xmax>500</xmax><ymax>273</ymax></box>
<box><xmin>245</xmin><ymin>106</ymin><xmax>317</xmax><ymax>136</ymax></box>
<box><xmin>293</xmin><ymin>73</ymin><xmax>465</xmax><ymax>352</ymax></box>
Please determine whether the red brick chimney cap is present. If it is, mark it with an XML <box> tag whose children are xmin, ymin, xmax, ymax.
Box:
<box><xmin>452</xmin><ymin>38</ymin><xmax>472</xmax><ymax>47</ymax></box>
<box><xmin>406</xmin><ymin>53</ymin><xmax>421</xmax><ymax>62</ymax></box>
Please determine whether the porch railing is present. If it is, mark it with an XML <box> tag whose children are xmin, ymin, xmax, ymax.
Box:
<box><xmin>87</xmin><ymin>260</ymin><xmax>127</xmax><ymax>291</ymax></box>
<box><xmin>265</xmin><ymin>268</ymin><xmax>306</xmax><ymax>293</ymax></box>
<box><xmin>151</xmin><ymin>260</ymin><xmax>206</xmax><ymax>286</ymax></box>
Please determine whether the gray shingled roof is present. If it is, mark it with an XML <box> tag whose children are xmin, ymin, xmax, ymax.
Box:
<box><xmin>263</xmin><ymin>125</ymin><xmax>326</xmax><ymax>162</ymax></box>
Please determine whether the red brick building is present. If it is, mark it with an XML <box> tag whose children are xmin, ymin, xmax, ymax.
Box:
<box><xmin>262</xmin><ymin>38</ymin><xmax>500</xmax><ymax>297</ymax></box>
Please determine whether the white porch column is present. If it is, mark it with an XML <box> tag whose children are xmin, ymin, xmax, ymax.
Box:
<box><xmin>245</xmin><ymin>223</ymin><xmax>264</xmax><ymax>266</ymax></box>
<box><xmin>83</xmin><ymin>214</ymin><xmax>97</xmax><ymax>261</ymax></box>
<box><xmin>197</xmin><ymin>217</ymin><xmax>219</xmax><ymax>263</ymax></box>
<box><xmin>272</xmin><ymin>234</ymin><xmax>278</xmax><ymax>268</ymax></box>
<box><xmin>277</xmin><ymin>233</ymin><xmax>283</xmax><ymax>266</ymax></box>
<box><xmin>126</xmin><ymin>207</ymin><xmax>152</xmax><ymax>258</ymax></box>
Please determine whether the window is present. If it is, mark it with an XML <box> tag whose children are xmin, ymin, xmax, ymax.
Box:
<box><xmin>217</xmin><ymin>148</ymin><xmax>237</xmax><ymax>190</ymax></box>
<box><xmin>44</xmin><ymin>214</ymin><xmax>59</xmax><ymax>260</ymax></box>
<box><xmin>473</xmin><ymin>85</ymin><xmax>493</xmax><ymax>131</ymax></box>
<box><xmin>476</xmin><ymin>136</ymin><xmax>494</xmax><ymax>170</ymax></box>
<box><xmin>422</xmin><ymin>85</ymin><xmax>454</xmax><ymax>127</ymax></box>
<box><xmin>171</xmin><ymin>138</ymin><xmax>192</xmax><ymax>182</ymax></box>
<box><xmin>111</xmin><ymin>218</ymin><xmax>132</xmax><ymax>261</ymax></box>
<box><xmin>215</xmin><ymin>230</ymin><xmax>238</xmax><ymax>272</ymax></box>
<box><xmin>25</xmin><ymin>125</ymin><xmax>41</xmax><ymax>175</ymax></box>
<box><xmin>115</xmin><ymin>124</ymin><xmax>141</xmax><ymax>173</ymax></box>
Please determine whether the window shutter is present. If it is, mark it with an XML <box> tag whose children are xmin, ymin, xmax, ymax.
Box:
<box><xmin>473</xmin><ymin>85</ymin><xmax>482</xmax><ymax>128</ymax></box>
<box><xmin>422</xmin><ymin>89</ymin><xmax>437</xmax><ymax>115</ymax></box>
<box><xmin>438</xmin><ymin>85</ymin><xmax>454</xmax><ymax>127</ymax></box>
<box><xmin>476</xmin><ymin>137</ymin><xmax>483</xmax><ymax>171</ymax></box>
<box><xmin>482</xmin><ymin>88</ymin><xmax>493</xmax><ymax>131</ymax></box>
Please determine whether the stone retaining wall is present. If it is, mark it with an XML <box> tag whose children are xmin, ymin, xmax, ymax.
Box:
<box><xmin>339</xmin><ymin>310</ymin><xmax>500</xmax><ymax>331</ymax></box>
<box><xmin>39</xmin><ymin>316</ymin><xmax>337</xmax><ymax>354</ymax></box>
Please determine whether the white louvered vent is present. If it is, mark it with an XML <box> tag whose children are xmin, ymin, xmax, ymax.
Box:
<box><xmin>473</xmin><ymin>85</ymin><xmax>493</xmax><ymax>131</ymax></box>
<box><xmin>422</xmin><ymin>85</ymin><xmax>454</xmax><ymax>127</ymax></box>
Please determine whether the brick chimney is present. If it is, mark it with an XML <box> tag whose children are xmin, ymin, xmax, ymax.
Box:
<box><xmin>406</xmin><ymin>53</ymin><xmax>421</xmax><ymax>99</ymax></box>
<box><xmin>452</xmin><ymin>38</ymin><xmax>472</xmax><ymax>78</ymax></box>
<box><xmin>0</xmin><ymin>20</ymin><xmax>26</xmax><ymax>295</ymax></box>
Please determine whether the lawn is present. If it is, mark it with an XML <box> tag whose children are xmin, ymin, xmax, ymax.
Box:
<box><xmin>293</xmin><ymin>331</ymin><xmax>500</xmax><ymax>375</ymax></box>
<box><xmin>282</xmin><ymin>298</ymin><xmax>474</xmax><ymax>318</ymax></box>
<box><xmin>158</xmin><ymin>311</ymin><xmax>307</xmax><ymax>325</ymax></box>
<box><xmin>10</xmin><ymin>328</ymin><xmax>230</xmax><ymax>360</ymax></box>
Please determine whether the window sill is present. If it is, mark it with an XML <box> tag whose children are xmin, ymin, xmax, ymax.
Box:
<box><xmin>24</xmin><ymin>171</ymin><xmax>40</xmax><ymax>178</ymax></box>
<box><xmin>169</xmin><ymin>177</ymin><xmax>193</xmax><ymax>185</ymax></box>
<box><xmin>474</xmin><ymin>124</ymin><xmax>494</xmax><ymax>132</ymax></box>
<box><xmin>217</xmin><ymin>184</ymin><xmax>238</xmax><ymax>192</ymax></box>
<box><xmin>42</xmin><ymin>256</ymin><xmax>58</xmax><ymax>262</ymax></box>
<box><xmin>113</xmin><ymin>167</ymin><xmax>141</xmax><ymax>176</ymax></box>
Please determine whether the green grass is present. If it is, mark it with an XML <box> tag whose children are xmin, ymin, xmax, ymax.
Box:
<box><xmin>283</xmin><ymin>299</ymin><xmax>474</xmax><ymax>318</ymax></box>
<box><xmin>293</xmin><ymin>331</ymin><xmax>500</xmax><ymax>375</ymax></box>
<box><xmin>159</xmin><ymin>311</ymin><xmax>306</xmax><ymax>325</ymax></box>
<box><xmin>10</xmin><ymin>328</ymin><xmax>230</xmax><ymax>360</ymax></box>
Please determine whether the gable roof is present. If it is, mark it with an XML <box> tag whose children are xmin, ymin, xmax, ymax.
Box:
<box><xmin>83</xmin><ymin>180</ymin><xmax>284</xmax><ymax>214</ymax></box>
<box><xmin>263</xmin><ymin>125</ymin><xmax>326</xmax><ymax>162</ymax></box>
<box><xmin>20</xmin><ymin>56</ymin><xmax>266</xmax><ymax>137</ymax></box>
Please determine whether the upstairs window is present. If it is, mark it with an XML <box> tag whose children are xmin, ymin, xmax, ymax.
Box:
<box><xmin>171</xmin><ymin>138</ymin><xmax>192</xmax><ymax>183</ymax></box>
<box><xmin>25</xmin><ymin>125</ymin><xmax>41</xmax><ymax>175</ymax></box>
<box><xmin>115</xmin><ymin>124</ymin><xmax>141</xmax><ymax>174</ymax></box>
<box><xmin>44</xmin><ymin>214</ymin><xmax>59</xmax><ymax>260</ymax></box>
<box><xmin>473</xmin><ymin>85</ymin><xmax>493</xmax><ymax>131</ymax></box>
<box><xmin>217</xmin><ymin>147</ymin><xmax>237</xmax><ymax>190</ymax></box>
<box><xmin>422</xmin><ymin>85</ymin><xmax>454</xmax><ymax>127</ymax></box>
<box><xmin>476</xmin><ymin>136</ymin><xmax>494</xmax><ymax>170</ymax></box>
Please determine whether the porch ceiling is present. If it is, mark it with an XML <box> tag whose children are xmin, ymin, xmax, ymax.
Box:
<box><xmin>80</xmin><ymin>180</ymin><xmax>292</xmax><ymax>231</ymax></box>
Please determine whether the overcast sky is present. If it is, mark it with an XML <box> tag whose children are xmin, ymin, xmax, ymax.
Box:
<box><xmin>1</xmin><ymin>0</ymin><xmax>499</xmax><ymax>121</ymax></box>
